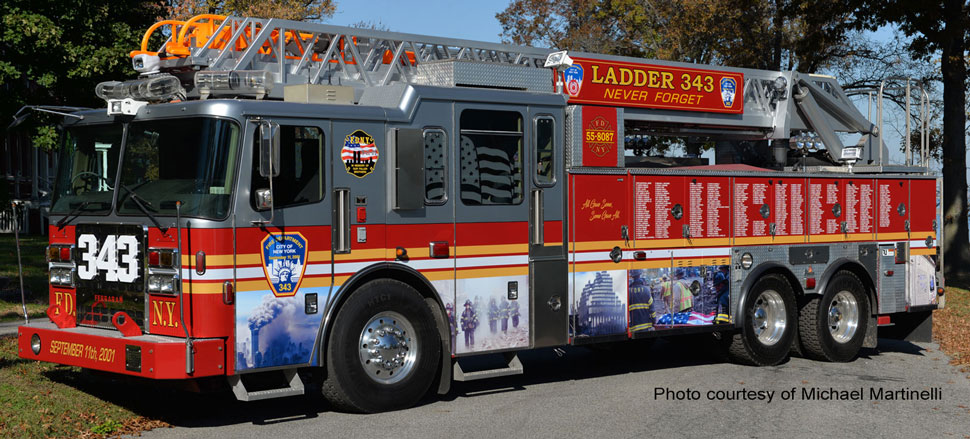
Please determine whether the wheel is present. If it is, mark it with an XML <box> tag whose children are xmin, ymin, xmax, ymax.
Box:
<box><xmin>322</xmin><ymin>279</ymin><xmax>440</xmax><ymax>412</ymax></box>
<box><xmin>724</xmin><ymin>274</ymin><xmax>796</xmax><ymax>366</ymax></box>
<box><xmin>798</xmin><ymin>270</ymin><xmax>869</xmax><ymax>362</ymax></box>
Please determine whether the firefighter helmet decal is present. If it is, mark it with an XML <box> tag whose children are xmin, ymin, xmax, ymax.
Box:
<box><xmin>341</xmin><ymin>129</ymin><xmax>379</xmax><ymax>178</ymax></box>
<box><xmin>260</xmin><ymin>232</ymin><xmax>308</xmax><ymax>297</ymax></box>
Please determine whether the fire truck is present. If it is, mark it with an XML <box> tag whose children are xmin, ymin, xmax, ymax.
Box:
<box><xmin>16</xmin><ymin>14</ymin><xmax>943</xmax><ymax>413</ymax></box>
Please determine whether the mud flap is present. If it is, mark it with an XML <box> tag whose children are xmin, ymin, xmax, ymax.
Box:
<box><xmin>863</xmin><ymin>314</ymin><xmax>877</xmax><ymax>348</ymax></box>
<box><xmin>879</xmin><ymin>311</ymin><xmax>933</xmax><ymax>343</ymax></box>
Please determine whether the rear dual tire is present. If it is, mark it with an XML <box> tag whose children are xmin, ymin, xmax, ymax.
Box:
<box><xmin>797</xmin><ymin>271</ymin><xmax>868</xmax><ymax>362</ymax></box>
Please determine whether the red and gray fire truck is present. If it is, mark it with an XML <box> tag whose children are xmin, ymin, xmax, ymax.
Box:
<box><xmin>16</xmin><ymin>14</ymin><xmax>943</xmax><ymax>412</ymax></box>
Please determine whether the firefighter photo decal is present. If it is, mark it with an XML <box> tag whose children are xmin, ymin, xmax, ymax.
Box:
<box><xmin>260</xmin><ymin>232</ymin><xmax>308</xmax><ymax>297</ymax></box>
<box><xmin>341</xmin><ymin>129</ymin><xmax>379</xmax><ymax>178</ymax></box>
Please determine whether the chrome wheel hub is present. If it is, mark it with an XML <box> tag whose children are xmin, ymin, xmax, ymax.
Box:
<box><xmin>827</xmin><ymin>290</ymin><xmax>859</xmax><ymax>344</ymax></box>
<box><xmin>751</xmin><ymin>289</ymin><xmax>786</xmax><ymax>346</ymax></box>
<box><xmin>358</xmin><ymin>311</ymin><xmax>417</xmax><ymax>384</ymax></box>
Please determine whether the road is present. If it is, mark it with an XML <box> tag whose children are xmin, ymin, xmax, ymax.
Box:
<box><xmin>119</xmin><ymin>337</ymin><xmax>970</xmax><ymax>439</ymax></box>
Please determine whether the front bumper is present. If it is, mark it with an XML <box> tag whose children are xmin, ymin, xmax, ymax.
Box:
<box><xmin>18</xmin><ymin>322</ymin><xmax>226</xmax><ymax>379</ymax></box>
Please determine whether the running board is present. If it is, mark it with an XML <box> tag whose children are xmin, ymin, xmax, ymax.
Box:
<box><xmin>228</xmin><ymin>369</ymin><xmax>305</xmax><ymax>401</ymax></box>
<box><xmin>453</xmin><ymin>353</ymin><xmax>523</xmax><ymax>382</ymax></box>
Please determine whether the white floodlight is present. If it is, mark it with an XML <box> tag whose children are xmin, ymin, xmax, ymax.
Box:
<box><xmin>132</xmin><ymin>53</ymin><xmax>161</xmax><ymax>75</ymax></box>
<box><xmin>544</xmin><ymin>51</ymin><xmax>574</xmax><ymax>70</ymax></box>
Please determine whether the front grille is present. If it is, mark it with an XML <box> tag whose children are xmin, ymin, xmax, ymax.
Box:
<box><xmin>74</xmin><ymin>224</ymin><xmax>147</xmax><ymax>329</ymax></box>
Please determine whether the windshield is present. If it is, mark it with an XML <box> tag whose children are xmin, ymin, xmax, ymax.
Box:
<box><xmin>51</xmin><ymin>124</ymin><xmax>124</xmax><ymax>215</ymax></box>
<box><xmin>118</xmin><ymin>118</ymin><xmax>240</xmax><ymax>219</ymax></box>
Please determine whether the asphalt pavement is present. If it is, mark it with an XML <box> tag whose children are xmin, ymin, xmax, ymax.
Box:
<box><xmin>120</xmin><ymin>336</ymin><xmax>970</xmax><ymax>439</ymax></box>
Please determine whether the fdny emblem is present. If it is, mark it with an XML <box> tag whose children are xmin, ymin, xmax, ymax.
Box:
<box><xmin>585</xmin><ymin>115</ymin><xmax>615</xmax><ymax>158</ymax></box>
<box><xmin>342</xmin><ymin>129</ymin><xmax>379</xmax><ymax>178</ymax></box>
<box><xmin>260</xmin><ymin>232</ymin><xmax>308</xmax><ymax>297</ymax></box>
<box><xmin>563</xmin><ymin>64</ymin><xmax>584</xmax><ymax>97</ymax></box>
<box><xmin>720</xmin><ymin>77</ymin><xmax>737</xmax><ymax>108</ymax></box>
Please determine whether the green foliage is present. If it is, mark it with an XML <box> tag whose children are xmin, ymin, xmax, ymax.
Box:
<box><xmin>90</xmin><ymin>419</ymin><xmax>122</xmax><ymax>435</ymax></box>
<box><xmin>0</xmin><ymin>1</ymin><xmax>162</xmax><ymax>147</ymax></box>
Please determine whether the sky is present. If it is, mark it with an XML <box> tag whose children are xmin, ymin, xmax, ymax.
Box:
<box><xmin>333</xmin><ymin>0</ymin><xmax>509</xmax><ymax>43</ymax></box>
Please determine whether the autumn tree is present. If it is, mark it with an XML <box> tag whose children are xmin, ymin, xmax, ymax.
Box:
<box><xmin>164</xmin><ymin>0</ymin><xmax>336</xmax><ymax>21</ymax></box>
<box><xmin>497</xmin><ymin>0</ymin><xmax>861</xmax><ymax>72</ymax></box>
<box><xmin>851</xmin><ymin>1</ymin><xmax>970</xmax><ymax>286</ymax></box>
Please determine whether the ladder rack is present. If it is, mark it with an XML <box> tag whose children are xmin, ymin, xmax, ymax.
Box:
<box><xmin>137</xmin><ymin>15</ymin><xmax>554</xmax><ymax>88</ymax></box>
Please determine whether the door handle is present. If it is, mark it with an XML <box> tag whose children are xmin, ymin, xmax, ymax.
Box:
<box><xmin>335</xmin><ymin>188</ymin><xmax>351</xmax><ymax>253</ymax></box>
<box><xmin>532</xmin><ymin>189</ymin><xmax>544</xmax><ymax>245</ymax></box>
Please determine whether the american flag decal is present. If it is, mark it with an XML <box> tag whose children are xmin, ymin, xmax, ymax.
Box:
<box><xmin>342</xmin><ymin>129</ymin><xmax>379</xmax><ymax>178</ymax></box>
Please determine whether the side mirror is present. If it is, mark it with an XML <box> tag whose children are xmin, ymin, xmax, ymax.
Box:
<box><xmin>254</xmin><ymin>188</ymin><xmax>273</xmax><ymax>211</ymax></box>
<box><xmin>259</xmin><ymin>121</ymin><xmax>280</xmax><ymax>177</ymax></box>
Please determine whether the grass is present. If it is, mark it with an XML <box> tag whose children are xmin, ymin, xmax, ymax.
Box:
<box><xmin>933</xmin><ymin>286</ymin><xmax>970</xmax><ymax>375</ymax></box>
<box><xmin>0</xmin><ymin>235</ymin><xmax>51</xmax><ymax>323</ymax></box>
<box><xmin>0</xmin><ymin>335</ymin><xmax>169</xmax><ymax>438</ymax></box>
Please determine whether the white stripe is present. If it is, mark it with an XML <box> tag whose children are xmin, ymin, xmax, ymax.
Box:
<box><xmin>456</xmin><ymin>254</ymin><xmax>528</xmax><ymax>268</ymax></box>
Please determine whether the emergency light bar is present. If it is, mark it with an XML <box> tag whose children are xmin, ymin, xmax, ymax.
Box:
<box><xmin>95</xmin><ymin>75</ymin><xmax>183</xmax><ymax>102</ymax></box>
<box><xmin>195</xmin><ymin>70</ymin><xmax>274</xmax><ymax>100</ymax></box>
<box><xmin>95</xmin><ymin>75</ymin><xmax>185</xmax><ymax>115</ymax></box>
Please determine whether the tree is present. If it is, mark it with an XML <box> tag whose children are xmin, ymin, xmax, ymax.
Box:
<box><xmin>497</xmin><ymin>0</ymin><xmax>862</xmax><ymax>72</ymax></box>
<box><xmin>0</xmin><ymin>0</ymin><xmax>162</xmax><ymax>148</ymax></box>
<box><xmin>851</xmin><ymin>1</ymin><xmax>970</xmax><ymax>286</ymax></box>
<box><xmin>165</xmin><ymin>0</ymin><xmax>336</xmax><ymax>21</ymax></box>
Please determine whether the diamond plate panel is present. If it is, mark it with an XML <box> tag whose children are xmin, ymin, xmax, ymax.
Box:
<box><xmin>414</xmin><ymin>60</ymin><xmax>552</xmax><ymax>92</ymax></box>
<box><xmin>566</xmin><ymin>105</ymin><xmax>582</xmax><ymax>168</ymax></box>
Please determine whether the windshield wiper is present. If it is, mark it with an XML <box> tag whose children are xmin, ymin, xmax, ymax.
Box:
<box><xmin>73</xmin><ymin>172</ymin><xmax>168</xmax><ymax>232</ymax></box>
<box><xmin>125</xmin><ymin>191</ymin><xmax>168</xmax><ymax>233</ymax></box>
<box><xmin>56</xmin><ymin>201</ymin><xmax>91</xmax><ymax>229</ymax></box>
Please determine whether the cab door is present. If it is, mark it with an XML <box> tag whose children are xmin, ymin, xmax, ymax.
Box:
<box><xmin>529</xmin><ymin>109</ymin><xmax>568</xmax><ymax>348</ymax></box>
<box><xmin>235</xmin><ymin>118</ymin><xmax>331</xmax><ymax>372</ymax></box>
<box><xmin>330</xmin><ymin>120</ymin><xmax>387</xmax><ymax>296</ymax></box>
<box><xmin>453</xmin><ymin>106</ymin><xmax>530</xmax><ymax>355</ymax></box>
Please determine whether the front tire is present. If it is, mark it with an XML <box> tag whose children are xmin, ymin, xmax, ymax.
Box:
<box><xmin>798</xmin><ymin>271</ymin><xmax>868</xmax><ymax>362</ymax></box>
<box><xmin>725</xmin><ymin>274</ymin><xmax>796</xmax><ymax>366</ymax></box>
<box><xmin>322</xmin><ymin>279</ymin><xmax>440</xmax><ymax>412</ymax></box>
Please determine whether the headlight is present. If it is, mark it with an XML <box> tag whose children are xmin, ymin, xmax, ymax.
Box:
<box><xmin>30</xmin><ymin>334</ymin><xmax>41</xmax><ymax>355</ymax></box>
<box><xmin>148</xmin><ymin>273</ymin><xmax>178</xmax><ymax>294</ymax></box>
<box><xmin>740</xmin><ymin>253</ymin><xmax>754</xmax><ymax>270</ymax></box>
<box><xmin>49</xmin><ymin>267</ymin><xmax>75</xmax><ymax>287</ymax></box>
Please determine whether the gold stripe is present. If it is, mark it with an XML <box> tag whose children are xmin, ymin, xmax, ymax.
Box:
<box><xmin>734</xmin><ymin>236</ymin><xmax>804</xmax><ymax>245</ymax></box>
<box><xmin>806</xmin><ymin>235</ymin><xmax>847</xmax><ymax>243</ymax></box>
<box><xmin>877</xmin><ymin>232</ymin><xmax>910</xmax><ymax>240</ymax></box>
<box><xmin>911</xmin><ymin>248</ymin><xmax>937</xmax><ymax>256</ymax></box>
<box><xmin>685</xmin><ymin>237</ymin><xmax>732</xmax><ymax>246</ymax></box>
<box><xmin>572</xmin><ymin>240</ymin><xmax>627</xmax><ymax>251</ymax></box>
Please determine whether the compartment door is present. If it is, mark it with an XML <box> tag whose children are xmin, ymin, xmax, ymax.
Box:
<box><xmin>530</xmin><ymin>110</ymin><xmax>568</xmax><ymax>348</ymax></box>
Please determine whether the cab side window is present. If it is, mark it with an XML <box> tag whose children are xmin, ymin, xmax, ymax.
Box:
<box><xmin>534</xmin><ymin>116</ymin><xmax>555</xmax><ymax>186</ymax></box>
<box><xmin>459</xmin><ymin>110</ymin><xmax>524</xmax><ymax>205</ymax></box>
<box><xmin>251</xmin><ymin>126</ymin><xmax>324</xmax><ymax>209</ymax></box>
<box><xmin>424</xmin><ymin>128</ymin><xmax>447</xmax><ymax>204</ymax></box>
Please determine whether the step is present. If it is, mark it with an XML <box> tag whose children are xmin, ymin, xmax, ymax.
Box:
<box><xmin>228</xmin><ymin>368</ymin><xmax>305</xmax><ymax>401</ymax></box>
<box><xmin>453</xmin><ymin>353</ymin><xmax>523</xmax><ymax>382</ymax></box>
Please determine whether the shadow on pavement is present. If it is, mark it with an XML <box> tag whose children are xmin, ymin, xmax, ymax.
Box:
<box><xmin>37</xmin><ymin>335</ymin><xmax>930</xmax><ymax>429</ymax></box>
